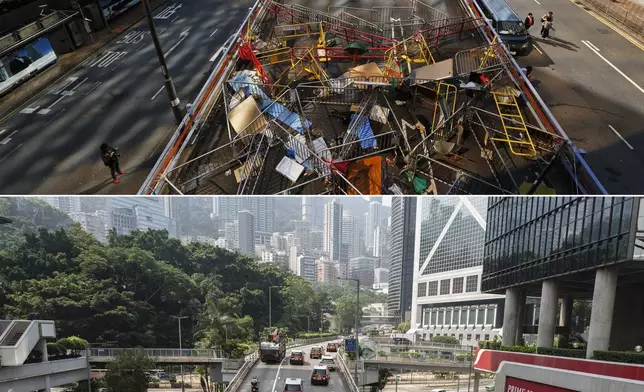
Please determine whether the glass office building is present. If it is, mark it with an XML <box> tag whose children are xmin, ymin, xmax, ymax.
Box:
<box><xmin>483</xmin><ymin>197</ymin><xmax>638</xmax><ymax>293</ymax></box>
<box><xmin>483</xmin><ymin>197</ymin><xmax>644</xmax><ymax>357</ymax></box>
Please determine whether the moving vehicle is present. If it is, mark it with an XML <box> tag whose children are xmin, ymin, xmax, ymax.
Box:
<box><xmin>477</xmin><ymin>0</ymin><xmax>532</xmax><ymax>56</ymax></box>
<box><xmin>311</xmin><ymin>365</ymin><xmax>330</xmax><ymax>385</ymax></box>
<box><xmin>260</xmin><ymin>328</ymin><xmax>287</xmax><ymax>363</ymax></box>
<box><xmin>320</xmin><ymin>355</ymin><xmax>336</xmax><ymax>371</ymax></box>
<box><xmin>290</xmin><ymin>349</ymin><xmax>305</xmax><ymax>365</ymax></box>
<box><xmin>251</xmin><ymin>377</ymin><xmax>260</xmax><ymax>392</ymax></box>
<box><xmin>326</xmin><ymin>342</ymin><xmax>338</xmax><ymax>352</ymax></box>
<box><xmin>310</xmin><ymin>345</ymin><xmax>324</xmax><ymax>359</ymax></box>
<box><xmin>284</xmin><ymin>378</ymin><xmax>304</xmax><ymax>392</ymax></box>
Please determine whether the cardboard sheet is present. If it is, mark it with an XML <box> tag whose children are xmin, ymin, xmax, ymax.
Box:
<box><xmin>227</xmin><ymin>96</ymin><xmax>267</xmax><ymax>136</ymax></box>
<box><xmin>410</xmin><ymin>59</ymin><xmax>454</xmax><ymax>84</ymax></box>
<box><xmin>349</xmin><ymin>62</ymin><xmax>385</xmax><ymax>79</ymax></box>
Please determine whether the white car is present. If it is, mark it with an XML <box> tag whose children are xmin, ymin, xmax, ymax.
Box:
<box><xmin>320</xmin><ymin>355</ymin><xmax>336</xmax><ymax>371</ymax></box>
<box><xmin>284</xmin><ymin>378</ymin><xmax>304</xmax><ymax>391</ymax></box>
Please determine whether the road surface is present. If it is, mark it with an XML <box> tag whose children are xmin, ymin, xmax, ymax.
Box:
<box><xmin>241</xmin><ymin>342</ymin><xmax>350</xmax><ymax>392</ymax></box>
<box><xmin>505</xmin><ymin>0</ymin><xmax>644</xmax><ymax>193</ymax></box>
<box><xmin>0</xmin><ymin>0</ymin><xmax>251</xmax><ymax>194</ymax></box>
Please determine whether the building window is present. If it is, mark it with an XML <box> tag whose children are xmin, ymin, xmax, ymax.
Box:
<box><xmin>466</xmin><ymin>275</ymin><xmax>478</xmax><ymax>292</ymax></box>
<box><xmin>469</xmin><ymin>309</ymin><xmax>476</xmax><ymax>326</ymax></box>
<box><xmin>446</xmin><ymin>310</ymin><xmax>452</xmax><ymax>325</ymax></box>
<box><xmin>475</xmin><ymin>334</ymin><xmax>480</xmax><ymax>341</ymax></box>
<box><xmin>429</xmin><ymin>334</ymin><xmax>433</xmax><ymax>339</ymax></box>
<box><xmin>417</xmin><ymin>282</ymin><xmax>427</xmax><ymax>297</ymax></box>
<box><xmin>452</xmin><ymin>277</ymin><xmax>464</xmax><ymax>293</ymax></box>
<box><xmin>451</xmin><ymin>334</ymin><xmax>456</xmax><ymax>337</ymax></box>
<box><xmin>466</xmin><ymin>334</ymin><xmax>472</xmax><ymax>341</ymax></box>
<box><xmin>486</xmin><ymin>308</ymin><xmax>495</xmax><ymax>326</ymax></box>
<box><xmin>428</xmin><ymin>281</ymin><xmax>438</xmax><ymax>296</ymax></box>
<box><xmin>453</xmin><ymin>310</ymin><xmax>460</xmax><ymax>325</ymax></box>
<box><xmin>484</xmin><ymin>334</ymin><xmax>490</xmax><ymax>340</ymax></box>
<box><xmin>459</xmin><ymin>334</ymin><xmax>463</xmax><ymax>341</ymax></box>
<box><xmin>438</xmin><ymin>310</ymin><xmax>444</xmax><ymax>325</ymax></box>
<box><xmin>478</xmin><ymin>309</ymin><xmax>485</xmax><ymax>325</ymax></box>
<box><xmin>460</xmin><ymin>309</ymin><xmax>467</xmax><ymax>325</ymax></box>
<box><xmin>431</xmin><ymin>311</ymin><xmax>437</xmax><ymax>325</ymax></box>
<box><xmin>440</xmin><ymin>279</ymin><xmax>451</xmax><ymax>295</ymax></box>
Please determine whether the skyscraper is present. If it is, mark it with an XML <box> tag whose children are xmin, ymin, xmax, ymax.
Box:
<box><xmin>106</xmin><ymin>197</ymin><xmax>170</xmax><ymax>234</ymax></box>
<box><xmin>410</xmin><ymin>197</ymin><xmax>502</xmax><ymax>347</ymax></box>
<box><xmin>217</xmin><ymin>197</ymin><xmax>274</xmax><ymax>233</ymax></box>
<box><xmin>349</xmin><ymin>256</ymin><xmax>378</xmax><ymax>287</ymax></box>
<box><xmin>366</xmin><ymin>201</ymin><xmax>381</xmax><ymax>253</ymax></box>
<box><xmin>238</xmin><ymin>210</ymin><xmax>255</xmax><ymax>256</ymax></box>
<box><xmin>324</xmin><ymin>200</ymin><xmax>343</xmax><ymax>261</ymax></box>
<box><xmin>342</xmin><ymin>213</ymin><xmax>360</xmax><ymax>260</ymax></box>
<box><xmin>387</xmin><ymin>197</ymin><xmax>416</xmax><ymax>320</ymax></box>
<box><xmin>302</xmin><ymin>197</ymin><xmax>323</xmax><ymax>229</ymax></box>
<box><xmin>44</xmin><ymin>197</ymin><xmax>81</xmax><ymax>214</ymax></box>
<box><xmin>297</xmin><ymin>255</ymin><xmax>317</xmax><ymax>282</ymax></box>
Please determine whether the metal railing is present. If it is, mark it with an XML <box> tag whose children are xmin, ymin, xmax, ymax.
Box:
<box><xmin>336</xmin><ymin>348</ymin><xmax>360</xmax><ymax>392</ymax></box>
<box><xmin>584</xmin><ymin>0</ymin><xmax>644</xmax><ymax>36</ymax></box>
<box><xmin>0</xmin><ymin>11</ymin><xmax>78</xmax><ymax>55</ymax></box>
<box><xmin>224</xmin><ymin>352</ymin><xmax>259</xmax><ymax>392</ymax></box>
<box><xmin>89</xmin><ymin>348</ymin><xmax>224</xmax><ymax>359</ymax></box>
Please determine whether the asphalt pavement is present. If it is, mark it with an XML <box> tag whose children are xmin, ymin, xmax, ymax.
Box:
<box><xmin>241</xmin><ymin>342</ymin><xmax>350</xmax><ymax>392</ymax></box>
<box><xmin>0</xmin><ymin>0</ymin><xmax>251</xmax><ymax>194</ymax></box>
<box><xmin>505</xmin><ymin>0</ymin><xmax>644</xmax><ymax>193</ymax></box>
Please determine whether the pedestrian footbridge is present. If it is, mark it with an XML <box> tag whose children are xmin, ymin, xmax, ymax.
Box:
<box><xmin>89</xmin><ymin>348</ymin><xmax>226</xmax><ymax>364</ymax></box>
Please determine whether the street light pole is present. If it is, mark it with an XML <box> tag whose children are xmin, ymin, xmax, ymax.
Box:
<box><xmin>172</xmin><ymin>316</ymin><xmax>188</xmax><ymax>392</ymax></box>
<box><xmin>141</xmin><ymin>0</ymin><xmax>184</xmax><ymax>123</ymax></box>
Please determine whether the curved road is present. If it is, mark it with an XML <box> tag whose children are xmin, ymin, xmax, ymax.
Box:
<box><xmin>240</xmin><ymin>342</ymin><xmax>350</xmax><ymax>392</ymax></box>
<box><xmin>506</xmin><ymin>0</ymin><xmax>644</xmax><ymax>193</ymax></box>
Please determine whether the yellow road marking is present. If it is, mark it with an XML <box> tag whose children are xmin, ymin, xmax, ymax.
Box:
<box><xmin>569</xmin><ymin>0</ymin><xmax>644</xmax><ymax>51</ymax></box>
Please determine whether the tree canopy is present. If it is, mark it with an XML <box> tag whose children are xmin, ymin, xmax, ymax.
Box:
<box><xmin>0</xmin><ymin>197</ymin><xmax>388</xmax><ymax>354</ymax></box>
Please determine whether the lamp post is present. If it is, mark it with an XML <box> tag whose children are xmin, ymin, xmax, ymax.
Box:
<box><xmin>338</xmin><ymin>277</ymin><xmax>360</xmax><ymax>384</ymax></box>
<box><xmin>171</xmin><ymin>316</ymin><xmax>188</xmax><ymax>392</ymax></box>
<box><xmin>268</xmin><ymin>285</ymin><xmax>279</xmax><ymax>328</ymax></box>
<box><xmin>141</xmin><ymin>0</ymin><xmax>184</xmax><ymax>123</ymax></box>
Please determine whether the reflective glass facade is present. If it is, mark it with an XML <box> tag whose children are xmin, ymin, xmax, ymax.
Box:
<box><xmin>483</xmin><ymin>197</ymin><xmax>640</xmax><ymax>292</ymax></box>
<box><xmin>418</xmin><ymin>197</ymin><xmax>487</xmax><ymax>275</ymax></box>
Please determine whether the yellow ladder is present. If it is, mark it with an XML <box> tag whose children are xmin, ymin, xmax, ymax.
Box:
<box><xmin>256</xmin><ymin>47</ymin><xmax>293</xmax><ymax>66</ymax></box>
<box><xmin>432</xmin><ymin>82</ymin><xmax>458</xmax><ymax>138</ymax></box>
<box><xmin>489</xmin><ymin>91</ymin><xmax>537</xmax><ymax>157</ymax></box>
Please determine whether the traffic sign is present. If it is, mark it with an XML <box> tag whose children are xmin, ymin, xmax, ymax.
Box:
<box><xmin>344</xmin><ymin>338</ymin><xmax>357</xmax><ymax>353</ymax></box>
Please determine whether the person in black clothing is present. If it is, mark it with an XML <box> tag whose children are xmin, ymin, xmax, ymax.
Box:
<box><xmin>524</xmin><ymin>13</ymin><xmax>534</xmax><ymax>32</ymax></box>
<box><xmin>100</xmin><ymin>143</ymin><xmax>125</xmax><ymax>184</ymax></box>
<box><xmin>541</xmin><ymin>12</ymin><xmax>554</xmax><ymax>38</ymax></box>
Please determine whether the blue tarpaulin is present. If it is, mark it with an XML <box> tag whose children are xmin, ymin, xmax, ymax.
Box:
<box><xmin>228</xmin><ymin>72</ymin><xmax>312</xmax><ymax>134</ymax></box>
<box><xmin>350</xmin><ymin>114</ymin><xmax>377</xmax><ymax>149</ymax></box>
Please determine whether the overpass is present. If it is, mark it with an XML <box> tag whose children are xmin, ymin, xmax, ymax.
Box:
<box><xmin>89</xmin><ymin>348</ymin><xmax>225</xmax><ymax>364</ymax></box>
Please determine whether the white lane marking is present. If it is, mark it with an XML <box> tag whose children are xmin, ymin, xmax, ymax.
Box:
<box><xmin>154</xmin><ymin>3</ymin><xmax>182</xmax><ymax>19</ymax></box>
<box><xmin>165</xmin><ymin>28</ymin><xmax>191</xmax><ymax>57</ymax></box>
<box><xmin>583</xmin><ymin>40</ymin><xmax>600</xmax><ymax>52</ymax></box>
<box><xmin>51</xmin><ymin>77</ymin><xmax>78</xmax><ymax>94</ymax></box>
<box><xmin>0</xmin><ymin>129</ymin><xmax>6</xmax><ymax>136</ymax></box>
<box><xmin>84</xmin><ymin>81</ymin><xmax>102</xmax><ymax>96</ymax></box>
<box><xmin>71</xmin><ymin>77</ymin><xmax>89</xmax><ymax>92</ymax></box>
<box><xmin>581</xmin><ymin>40</ymin><xmax>644</xmax><ymax>94</ymax></box>
<box><xmin>152</xmin><ymin>85</ymin><xmax>166</xmax><ymax>100</ymax></box>
<box><xmin>209</xmin><ymin>28</ymin><xmax>219</xmax><ymax>37</ymax></box>
<box><xmin>608</xmin><ymin>125</ymin><xmax>634</xmax><ymax>150</ymax></box>
<box><xmin>209</xmin><ymin>45</ymin><xmax>226</xmax><ymax>62</ymax></box>
<box><xmin>0</xmin><ymin>143</ymin><xmax>23</xmax><ymax>164</ymax></box>
<box><xmin>171</xmin><ymin>15</ymin><xmax>180</xmax><ymax>23</ymax></box>
<box><xmin>271</xmin><ymin>356</ymin><xmax>288</xmax><ymax>392</ymax></box>
<box><xmin>44</xmin><ymin>109</ymin><xmax>66</xmax><ymax>126</ymax></box>
<box><xmin>88</xmin><ymin>51</ymin><xmax>128</xmax><ymax>68</ymax></box>
<box><xmin>116</xmin><ymin>30</ymin><xmax>150</xmax><ymax>44</ymax></box>
<box><xmin>38</xmin><ymin>95</ymin><xmax>67</xmax><ymax>114</ymax></box>
<box><xmin>0</xmin><ymin>130</ymin><xmax>18</xmax><ymax>145</ymax></box>
<box><xmin>20</xmin><ymin>106</ymin><xmax>40</xmax><ymax>114</ymax></box>
<box><xmin>534</xmin><ymin>45</ymin><xmax>543</xmax><ymax>55</ymax></box>
<box><xmin>534</xmin><ymin>0</ymin><xmax>541</xmax><ymax>4</ymax></box>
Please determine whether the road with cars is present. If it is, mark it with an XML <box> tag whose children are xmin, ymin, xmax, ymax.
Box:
<box><xmin>505</xmin><ymin>0</ymin><xmax>644</xmax><ymax>193</ymax></box>
<box><xmin>241</xmin><ymin>341</ymin><xmax>350</xmax><ymax>392</ymax></box>
<box><xmin>0</xmin><ymin>0</ymin><xmax>251</xmax><ymax>194</ymax></box>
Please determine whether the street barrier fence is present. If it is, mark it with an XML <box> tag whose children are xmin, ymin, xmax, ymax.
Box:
<box><xmin>336</xmin><ymin>348</ymin><xmax>361</xmax><ymax>392</ymax></box>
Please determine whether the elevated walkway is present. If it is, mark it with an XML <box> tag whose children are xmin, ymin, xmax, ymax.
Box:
<box><xmin>0</xmin><ymin>320</ymin><xmax>56</xmax><ymax>366</ymax></box>
<box><xmin>0</xmin><ymin>10</ymin><xmax>78</xmax><ymax>58</ymax></box>
<box><xmin>89</xmin><ymin>348</ymin><xmax>225</xmax><ymax>364</ymax></box>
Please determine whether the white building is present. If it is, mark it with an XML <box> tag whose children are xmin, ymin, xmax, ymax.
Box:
<box><xmin>342</xmin><ymin>213</ymin><xmax>360</xmax><ymax>260</ymax></box>
<box><xmin>44</xmin><ymin>197</ymin><xmax>81</xmax><ymax>214</ymax></box>
<box><xmin>323</xmin><ymin>200</ymin><xmax>343</xmax><ymax>261</ymax></box>
<box><xmin>297</xmin><ymin>255</ymin><xmax>317</xmax><ymax>282</ymax></box>
<box><xmin>180</xmin><ymin>236</ymin><xmax>218</xmax><ymax>246</ymax></box>
<box><xmin>365</xmin><ymin>201</ymin><xmax>381</xmax><ymax>252</ymax></box>
<box><xmin>105</xmin><ymin>197</ymin><xmax>170</xmax><ymax>234</ymax></box>
<box><xmin>68</xmin><ymin>211</ymin><xmax>107</xmax><ymax>242</ymax></box>
<box><xmin>411</xmin><ymin>197</ymin><xmax>504</xmax><ymax>347</ymax></box>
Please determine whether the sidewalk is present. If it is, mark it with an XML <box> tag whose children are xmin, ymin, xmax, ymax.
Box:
<box><xmin>0</xmin><ymin>0</ymin><xmax>168</xmax><ymax>120</ymax></box>
<box><xmin>578</xmin><ymin>0</ymin><xmax>644</xmax><ymax>38</ymax></box>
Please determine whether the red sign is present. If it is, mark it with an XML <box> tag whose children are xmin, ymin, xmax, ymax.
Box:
<box><xmin>506</xmin><ymin>377</ymin><xmax>577</xmax><ymax>392</ymax></box>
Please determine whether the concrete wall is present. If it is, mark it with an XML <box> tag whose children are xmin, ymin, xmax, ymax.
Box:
<box><xmin>609</xmin><ymin>284</ymin><xmax>644</xmax><ymax>351</ymax></box>
<box><xmin>0</xmin><ymin>357</ymin><xmax>88</xmax><ymax>391</ymax></box>
<box><xmin>495</xmin><ymin>361</ymin><xmax>644</xmax><ymax>392</ymax></box>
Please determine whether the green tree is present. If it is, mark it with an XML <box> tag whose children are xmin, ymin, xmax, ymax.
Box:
<box><xmin>396</xmin><ymin>322</ymin><xmax>411</xmax><ymax>332</ymax></box>
<box><xmin>431</xmin><ymin>335</ymin><xmax>459</xmax><ymax>345</ymax></box>
<box><xmin>104</xmin><ymin>350</ymin><xmax>154</xmax><ymax>392</ymax></box>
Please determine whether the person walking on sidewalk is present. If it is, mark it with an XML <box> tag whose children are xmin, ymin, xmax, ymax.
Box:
<box><xmin>541</xmin><ymin>11</ymin><xmax>554</xmax><ymax>38</ymax></box>
<box><xmin>524</xmin><ymin>13</ymin><xmax>535</xmax><ymax>32</ymax></box>
<box><xmin>100</xmin><ymin>143</ymin><xmax>125</xmax><ymax>184</ymax></box>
